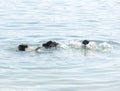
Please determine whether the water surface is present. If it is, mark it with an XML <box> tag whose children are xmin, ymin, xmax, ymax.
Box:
<box><xmin>0</xmin><ymin>0</ymin><xmax>120</xmax><ymax>91</ymax></box>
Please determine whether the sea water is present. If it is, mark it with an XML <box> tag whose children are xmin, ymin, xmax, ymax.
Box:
<box><xmin>0</xmin><ymin>0</ymin><xmax>120</xmax><ymax>91</ymax></box>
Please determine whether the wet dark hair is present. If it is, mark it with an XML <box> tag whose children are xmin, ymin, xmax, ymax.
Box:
<box><xmin>82</xmin><ymin>40</ymin><xmax>89</xmax><ymax>45</ymax></box>
<box><xmin>18</xmin><ymin>44</ymin><xmax>28</xmax><ymax>51</ymax></box>
<box><xmin>42</xmin><ymin>41</ymin><xmax>59</xmax><ymax>49</ymax></box>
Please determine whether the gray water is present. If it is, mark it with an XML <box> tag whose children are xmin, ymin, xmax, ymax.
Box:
<box><xmin>0</xmin><ymin>0</ymin><xmax>120</xmax><ymax>91</ymax></box>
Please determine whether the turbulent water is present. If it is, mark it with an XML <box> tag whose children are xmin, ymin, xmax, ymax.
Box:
<box><xmin>0</xmin><ymin>0</ymin><xmax>120</xmax><ymax>91</ymax></box>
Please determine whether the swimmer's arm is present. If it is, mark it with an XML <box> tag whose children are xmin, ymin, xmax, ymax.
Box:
<box><xmin>35</xmin><ymin>47</ymin><xmax>42</xmax><ymax>51</ymax></box>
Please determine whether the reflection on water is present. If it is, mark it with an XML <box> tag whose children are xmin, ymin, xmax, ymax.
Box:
<box><xmin>0</xmin><ymin>0</ymin><xmax>120</xmax><ymax>91</ymax></box>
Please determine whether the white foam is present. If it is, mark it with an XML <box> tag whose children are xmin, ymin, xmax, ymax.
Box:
<box><xmin>58</xmin><ymin>43</ymin><xmax>69</xmax><ymax>49</ymax></box>
<box><xmin>99</xmin><ymin>42</ymin><xmax>112</xmax><ymax>48</ymax></box>
<box><xmin>85</xmin><ymin>42</ymin><xmax>97</xmax><ymax>50</ymax></box>
<box><xmin>68</xmin><ymin>41</ymin><xmax>82</xmax><ymax>48</ymax></box>
<box><xmin>99</xmin><ymin>42</ymin><xmax>113</xmax><ymax>52</ymax></box>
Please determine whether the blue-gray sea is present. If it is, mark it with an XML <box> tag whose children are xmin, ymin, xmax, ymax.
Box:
<box><xmin>0</xmin><ymin>0</ymin><xmax>120</xmax><ymax>91</ymax></box>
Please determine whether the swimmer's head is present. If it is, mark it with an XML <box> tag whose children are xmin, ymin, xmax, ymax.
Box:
<box><xmin>82</xmin><ymin>40</ymin><xmax>89</xmax><ymax>45</ymax></box>
<box><xmin>42</xmin><ymin>41</ymin><xmax>58</xmax><ymax>48</ymax></box>
<box><xmin>18</xmin><ymin>44</ymin><xmax>28</xmax><ymax>51</ymax></box>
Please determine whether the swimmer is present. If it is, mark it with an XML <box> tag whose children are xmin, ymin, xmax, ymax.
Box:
<box><xmin>82</xmin><ymin>40</ymin><xmax>97</xmax><ymax>56</ymax></box>
<box><xmin>18</xmin><ymin>44</ymin><xmax>28</xmax><ymax>51</ymax></box>
<box><xmin>82</xmin><ymin>40</ymin><xmax>97</xmax><ymax>50</ymax></box>
<box><xmin>82</xmin><ymin>40</ymin><xmax>89</xmax><ymax>46</ymax></box>
<box><xmin>82</xmin><ymin>40</ymin><xmax>89</xmax><ymax>56</ymax></box>
<box><xmin>18</xmin><ymin>44</ymin><xmax>41</xmax><ymax>52</ymax></box>
<box><xmin>42</xmin><ymin>41</ymin><xmax>59</xmax><ymax>49</ymax></box>
<box><xmin>18</xmin><ymin>41</ymin><xmax>59</xmax><ymax>52</ymax></box>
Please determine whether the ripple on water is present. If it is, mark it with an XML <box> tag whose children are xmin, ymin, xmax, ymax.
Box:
<box><xmin>0</xmin><ymin>0</ymin><xmax>120</xmax><ymax>90</ymax></box>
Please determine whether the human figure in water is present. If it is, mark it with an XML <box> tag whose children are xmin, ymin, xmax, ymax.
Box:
<box><xmin>18</xmin><ymin>41</ymin><xmax>59</xmax><ymax>52</ymax></box>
